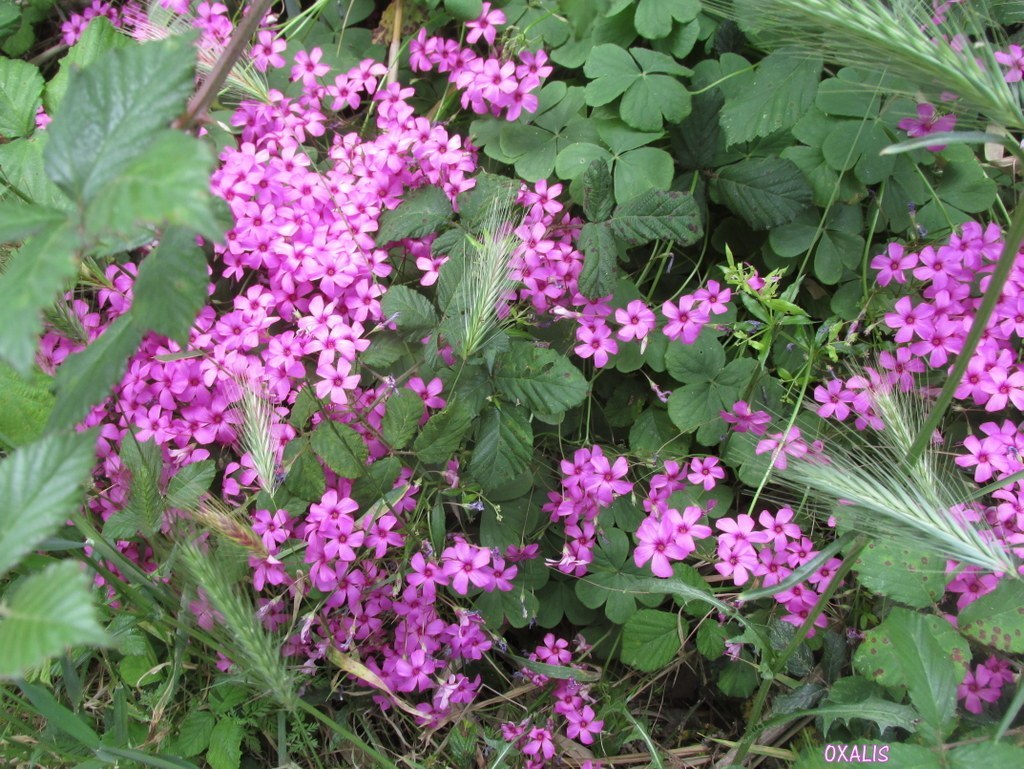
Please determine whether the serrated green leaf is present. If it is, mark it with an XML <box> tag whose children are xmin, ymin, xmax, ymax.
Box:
<box><xmin>380</xmin><ymin>285</ymin><xmax>438</xmax><ymax>335</ymax></box>
<box><xmin>580</xmin><ymin>158</ymin><xmax>614</xmax><ymax>221</ymax></box>
<box><xmin>413</xmin><ymin>398</ymin><xmax>475</xmax><ymax>464</ymax></box>
<box><xmin>0</xmin><ymin>200</ymin><xmax>66</xmax><ymax>244</ymax></box>
<box><xmin>0</xmin><ymin>222</ymin><xmax>79</xmax><ymax>375</ymax></box>
<box><xmin>608</xmin><ymin>189</ymin><xmax>703</xmax><ymax>245</ymax></box>
<box><xmin>0</xmin><ymin>361</ymin><xmax>53</xmax><ymax>449</ymax></box>
<box><xmin>310</xmin><ymin>421</ymin><xmax>367</xmax><ymax>478</ymax></box>
<box><xmin>381</xmin><ymin>391</ymin><xmax>422</xmax><ymax>450</ymax></box>
<box><xmin>696</xmin><ymin>619</ymin><xmax>727</xmax><ymax>659</ymax></box>
<box><xmin>206</xmin><ymin>718</ymin><xmax>243</xmax><ymax>769</ymax></box>
<box><xmin>958</xmin><ymin>580</ymin><xmax>1024</xmax><ymax>653</ymax></box>
<box><xmin>713</xmin><ymin>157</ymin><xmax>813</xmax><ymax>230</ymax></box>
<box><xmin>172</xmin><ymin>708</ymin><xmax>214</xmax><ymax>758</ymax></box>
<box><xmin>720</xmin><ymin>49</ymin><xmax>821</xmax><ymax>147</ymax></box>
<box><xmin>0</xmin><ymin>136</ymin><xmax>70</xmax><ymax>210</ymax></box>
<box><xmin>470</xmin><ymin>405</ymin><xmax>533</xmax><ymax>491</ymax></box>
<box><xmin>621</xmin><ymin>609</ymin><xmax>683</xmax><ymax>671</ymax></box>
<box><xmin>0</xmin><ymin>57</ymin><xmax>42</xmax><ymax>138</ymax></box>
<box><xmin>44</xmin><ymin>34</ymin><xmax>197</xmax><ymax>201</ymax></box>
<box><xmin>377</xmin><ymin>186</ymin><xmax>452</xmax><ymax>243</ymax></box>
<box><xmin>84</xmin><ymin>131</ymin><xmax>224</xmax><ymax>241</ymax></box>
<box><xmin>577</xmin><ymin>222</ymin><xmax>618</xmax><ymax>298</ymax></box>
<box><xmin>45</xmin><ymin>18</ymin><xmax>131</xmax><ymax>113</ymax></box>
<box><xmin>130</xmin><ymin>227</ymin><xmax>209</xmax><ymax>343</ymax></box>
<box><xmin>493</xmin><ymin>342</ymin><xmax>589</xmax><ymax>417</ymax></box>
<box><xmin>283</xmin><ymin>439</ymin><xmax>325</xmax><ymax>501</ymax></box>
<box><xmin>0</xmin><ymin>430</ymin><xmax>95</xmax><ymax>578</ymax></box>
<box><xmin>48</xmin><ymin>313</ymin><xmax>145</xmax><ymax>430</ymax></box>
<box><xmin>0</xmin><ymin>561</ymin><xmax>108</xmax><ymax>678</ymax></box>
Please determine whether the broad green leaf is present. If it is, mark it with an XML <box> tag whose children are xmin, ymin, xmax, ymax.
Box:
<box><xmin>381</xmin><ymin>390</ymin><xmax>422</xmax><ymax>450</ymax></box>
<box><xmin>0</xmin><ymin>57</ymin><xmax>43</xmax><ymax>138</ymax></box>
<box><xmin>577</xmin><ymin>222</ymin><xmax>618</xmax><ymax>298</ymax></box>
<box><xmin>853</xmin><ymin>608</ymin><xmax>967</xmax><ymax>740</ymax></box>
<box><xmin>815</xmin><ymin>68</ymin><xmax>883</xmax><ymax>118</ymax></box>
<box><xmin>608</xmin><ymin>189</ymin><xmax>703</xmax><ymax>246</ymax></box>
<box><xmin>0</xmin><ymin>200</ymin><xmax>66</xmax><ymax>243</ymax></box>
<box><xmin>575</xmin><ymin>528</ymin><xmax>663</xmax><ymax>622</ymax></box>
<box><xmin>444</xmin><ymin>0</ymin><xmax>483</xmax><ymax>21</ymax></box>
<box><xmin>206</xmin><ymin>718</ymin><xmax>243</xmax><ymax>769</ymax></box>
<box><xmin>0</xmin><ymin>561</ymin><xmax>108</xmax><ymax>678</ymax></box>
<box><xmin>621</xmin><ymin>609</ymin><xmax>684</xmax><ymax>671</ymax></box>
<box><xmin>376</xmin><ymin>186</ymin><xmax>452</xmax><ymax>243</ymax></box>
<box><xmin>951</xmin><ymin>743</ymin><xmax>1024</xmax><ymax>769</ymax></box>
<box><xmin>469</xmin><ymin>405</ymin><xmax>533</xmax><ymax>491</ymax></box>
<box><xmin>283</xmin><ymin>439</ymin><xmax>326</xmax><ymax>501</ymax></box>
<box><xmin>131</xmin><ymin>227</ymin><xmax>210</xmax><ymax>343</ymax></box>
<box><xmin>380</xmin><ymin>285</ymin><xmax>438</xmax><ymax>336</ymax></box>
<box><xmin>628</xmin><ymin>407</ymin><xmax>690</xmax><ymax>460</ymax></box>
<box><xmin>712</xmin><ymin>157</ymin><xmax>813</xmax><ymax>230</ymax></box>
<box><xmin>0</xmin><ymin>427</ymin><xmax>95</xmax><ymax>578</ymax></box>
<box><xmin>580</xmin><ymin>158</ymin><xmax>614</xmax><ymax>221</ymax></box>
<box><xmin>665</xmin><ymin>333</ymin><xmax>726</xmax><ymax>383</ymax></box>
<box><xmin>494</xmin><ymin>341</ymin><xmax>589</xmax><ymax>417</ymax></box>
<box><xmin>696</xmin><ymin>620</ymin><xmax>727</xmax><ymax>659</ymax></box>
<box><xmin>171</xmin><ymin>710</ymin><xmax>215</xmax><ymax>758</ymax></box>
<box><xmin>84</xmin><ymin>131</ymin><xmax>224</xmax><ymax>241</ymax></box>
<box><xmin>720</xmin><ymin>49</ymin><xmax>821</xmax><ymax>146</ymax></box>
<box><xmin>583</xmin><ymin>44</ymin><xmax>640</xmax><ymax>106</ymax></box>
<box><xmin>935</xmin><ymin>155</ymin><xmax>997</xmax><ymax>213</ymax></box>
<box><xmin>959</xmin><ymin>580</ymin><xmax>1024</xmax><ymax>653</ymax></box>
<box><xmin>854</xmin><ymin>541</ymin><xmax>949</xmax><ymax>608</ymax></box>
<box><xmin>668</xmin><ymin>357</ymin><xmax>756</xmax><ymax>445</ymax></box>
<box><xmin>18</xmin><ymin>680</ymin><xmax>102</xmax><ymax>748</ymax></box>
<box><xmin>310</xmin><ymin>421</ymin><xmax>368</xmax><ymax>478</ymax></box>
<box><xmin>45</xmin><ymin>17</ymin><xmax>131</xmax><ymax>113</ymax></box>
<box><xmin>718</xmin><ymin>660</ymin><xmax>758</xmax><ymax>697</ymax></box>
<box><xmin>0</xmin><ymin>136</ymin><xmax>70</xmax><ymax>209</ymax></box>
<box><xmin>612</xmin><ymin>146</ymin><xmax>675</xmax><ymax>203</ymax></box>
<box><xmin>48</xmin><ymin>314</ymin><xmax>145</xmax><ymax>430</ymax></box>
<box><xmin>555</xmin><ymin>141</ymin><xmax>612</xmax><ymax>180</ymax></box>
<box><xmin>634</xmin><ymin>0</ymin><xmax>700</xmax><ymax>40</ymax></box>
<box><xmin>0</xmin><ymin>361</ymin><xmax>53</xmax><ymax>449</ymax></box>
<box><xmin>457</xmin><ymin>173</ymin><xmax>520</xmax><ymax>234</ymax></box>
<box><xmin>44</xmin><ymin>34</ymin><xmax>197</xmax><ymax>201</ymax></box>
<box><xmin>0</xmin><ymin>222</ymin><xmax>78</xmax><ymax>375</ymax></box>
<box><xmin>413</xmin><ymin>398</ymin><xmax>475</xmax><ymax>464</ymax></box>
<box><xmin>584</xmin><ymin>45</ymin><xmax>690</xmax><ymax>131</ymax></box>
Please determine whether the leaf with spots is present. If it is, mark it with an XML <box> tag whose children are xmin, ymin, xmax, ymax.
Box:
<box><xmin>958</xmin><ymin>580</ymin><xmax>1024</xmax><ymax>654</ymax></box>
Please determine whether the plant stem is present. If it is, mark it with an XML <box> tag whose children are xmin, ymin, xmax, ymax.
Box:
<box><xmin>906</xmin><ymin>200</ymin><xmax>1024</xmax><ymax>464</ymax></box>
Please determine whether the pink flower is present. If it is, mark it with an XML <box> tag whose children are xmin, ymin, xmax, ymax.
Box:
<box><xmin>870</xmin><ymin>243</ymin><xmax>916</xmax><ymax>286</ymax></box>
<box><xmin>958</xmin><ymin>665</ymin><xmax>1003</xmax><ymax>714</ymax></box>
<box><xmin>575</xmin><ymin>322</ymin><xmax>618</xmax><ymax>367</ymax></box>
<box><xmin>897</xmin><ymin>103</ymin><xmax>956</xmax><ymax>151</ymax></box>
<box><xmin>996</xmin><ymin>44</ymin><xmax>1024</xmax><ymax>83</ymax></box>
<box><xmin>635</xmin><ymin>514</ymin><xmax>688</xmax><ymax>577</ymax></box>
<box><xmin>615</xmin><ymin>300</ymin><xmax>656</xmax><ymax>342</ymax></box>
<box><xmin>465</xmin><ymin>2</ymin><xmax>506</xmax><ymax>46</ymax></box>
<box><xmin>721</xmin><ymin>401</ymin><xmax>771</xmax><ymax>435</ymax></box>
<box><xmin>814</xmin><ymin>379</ymin><xmax>855</xmax><ymax>421</ymax></box>
<box><xmin>662</xmin><ymin>296</ymin><xmax>709</xmax><ymax>343</ymax></box>
<box><xmin>565</xmin><ymin>705</ymin><xmax>604</xmax><ymax>745</ymax></box>
<box><xmin>251</xmin><ymin>30</ymin><xmax>286</xmax><ymax>72</ymax></box>
<box><xmin>687</xmin><ymin>456</ymin><xmax>725</xmax><ymax>490</ymax></box>
<box><xmin>441</xmin><ymin>540</ymin><xmax>492</xmax><ymax>595</ymax></box>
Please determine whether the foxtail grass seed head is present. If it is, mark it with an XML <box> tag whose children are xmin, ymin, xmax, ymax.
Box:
<box><xmin>233</xmin><ymin>377</ymin><xmax>281</xmax><ymax>497</ymax></box>
<box><xmin>705</xmin><ymin>0</ymin><xmax>1024</xmax><ymax>132</ymax></box>
<box><xmin>456</xmin><ymin>191</ymin><xmax>522</xmax><ymax>359</ymax></box>
<box><xmin>773</xmin><ymin>370</ymin><xmax>1019</xmax><ymax>577</ymax></box>
<box><xmin>186</xmin><ymin>494</ymin><xmax>269</xmax><ymax>557</ymax></box>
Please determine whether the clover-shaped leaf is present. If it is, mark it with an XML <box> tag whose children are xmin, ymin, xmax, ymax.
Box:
<box><xmin>584</xmin><ymin>44</ymin><xmax>691</xmax><ymax>131</ymax></box>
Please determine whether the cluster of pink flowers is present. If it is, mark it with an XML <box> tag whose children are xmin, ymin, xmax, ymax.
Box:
<box><xmin>409</xmin><ymin>3</ymin><xmax>552</xmax><ymax>121</ymax></box>
<box><xmin>60</xmin><ymin>0</ymin><xmax>130</xmax><ymax>44</ymax></box>
<box><xmin>543</xmin><ymin>446</ymin><xmax>633</xmax><ymax>575</ymax></box>
<box><xmin>662</xmin><ymin>280</ymin><xmax>732</xmax><ymax>344</ymax></box>
<box><xmin>501</xmin><ymin>634</ymin><xmax>605</xmax><ymax>767</ymax></box>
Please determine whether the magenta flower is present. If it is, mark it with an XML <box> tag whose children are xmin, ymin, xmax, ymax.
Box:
<box><xmin>615</xmin><ymin>299</ymin><xmax>656</xmax><ymax>342</ymax></box>
<box><xmin>688</xmin><ymin>456</ymin><xmax>725</xmax><ymax>490</ymax></box>
<box><xmin>870</xmin><ymin>243</ymin><xmax>917</xmax><ymax>286</ymax></box>
<box><xmin>958</xmin><ymin>666</ymin><xmax>1003</xmax><ymax>714</ymax></box>
<box><xmin>635</xmin><ymin>514</ymin><xmax>688</xmax><ymax>577</ymax></box>
<box><xmin>441</xmin><ymin>540</ymin><xmax>492</xmax><ymax>595</ymax></box>
<box><xmin>565</xmin><ymin>705</ymin><xmax>604</xmax><ymax>745</ymax></box>
<box><xmin>721</xmin><ymin>400</ymin><xmax>771</xmax><ymax>435</ymax></box>
<box><xmin>996</xmin><ymin>44</ymin><xmax>1024</xmax><ymax>83</ymax></box>
<box><xmin>465</xmin><ymin>2</ymin><xmax>506</xmax><ymax>45</ymax></box>
<box><xmin>662</xmin><ymin>295</ymin><xmax>709</xmax><ymax>343</ymax></box>
<box><xmin>575</xmin><ymin>322</ymin><xmax>618</xmax><ymax>367</ymax></box>
<box><xmin>897</xmin><ymin>103</ymin><xmax>956</xmax><ymax>151</ymax></box>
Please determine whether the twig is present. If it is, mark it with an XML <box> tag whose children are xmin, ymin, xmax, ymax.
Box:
<box><xmin>175</xmin><ymin>0</ymin><xmax>273</xmax><ymax>130</ymax></box>
<box><xmin>387</xmin><ymin>0</ymin><xmax>403</xmax><ymax>86</ymax></box>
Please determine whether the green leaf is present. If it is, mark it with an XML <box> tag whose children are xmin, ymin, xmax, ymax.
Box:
<box><xmin>84</xmin><ymin>131</ymin><xmax>224</xmax><ymax>241</ymax></box>
<box><xmin>283</xmin><ymin>440</ymin><xmax>325</xmax><ymax>501</ymax></box>
<box><xmin>444</xmin><ymin>0</ymin><xmax>483</xmax><ymax>21</ymax></box>
<box><xmin>854</xmin><ymin>541</ymin><xmax>949</xmax><ymax>609</ymax></box>
<box><xmin>0</xmin><ymin>430</ymin><xmax>95</xmax><ymax>578</ymax></box>
<box><xmin>18</xmin><ymin>680</ymin><xmax>101</xmax><ymax>749</ymax></box>
<box><xmin>380</xmin><ymin>285</ymin><xmax>438</xmax><ymax>335</ymax></box>
<box><xmin>580</xmin><ymin>158</ymin><xmax>614</xmax><ymax>221</ymax></box>
<box><xmin>612</xmin><ymin>146</ymin><xmax>676</xmax><ymax>203</ymax></box>
<box><xmin>44</xmin><ymin>34</ymin><xmax>197</xmax><ymax>201</ymax></box>
<box><xmin>0</xmin><ymin>200</ymin><xmax>66</xmax><ymax>244</ymax></box>
<box><xmin>172</xmin><ymin>710</ymin><xmax>215</xmax><ymax>759</ymax></box>
<box><xmin>583</xmin><ymin>45</ymin><xmax>690</xmax><ymax>132</ymax></box>
<box><xmin>555</xmin><ymin>142</ymin><xmax>612</xmax><ymax>180</ymax></box>
<box><xmin>413</xmin><ymin>398</ymin><xmax>475</xmax><ymax>464</ymax></box>
<box><xmin>0</xmin><ymin>561</ymin><xmax>109</xmax><ymax>678</ymax></box>
<box><xmin>583</xmin><ymin>44</ymin><xmax>640</xmax><ymax>106</ymax></box>
<box><xmin>608</xmin><ymin>189</ymin><xmax>703</xmax><ymax>245</ymax></box>
<box><xmin>696</xmin><ymin>620</ymin><xmax>727</xmax><ymax>659</ymax></box>
<box><xmin>48</xmin><ymin>314</ymin><xmax>145</xmax><ymax>430</ymax></box>
<box><xmin>853</xmin><ymin>608</ymin><xmax>967</xmax><ymax>741</ymax></box>
<box><xmin>634</xmin><ymin>0</ymin><xmax>700</xmax><ymax>40</ymax></box>
<box><xmin>628</xmin><ymin>407</ymin><xmax>690</xmax><ymax>460</ymax></box>
<box><xmin>621</xmin><ymin>609</ymin><xmax>684</xmax><ymax>671</ymax></box>
<box><xmin>761</xmin><ymin>698</ymin><xmax>919</xmax><ymax>735</ymax></box>
<box><xmin>470</xmin><ymin>405</ymin><xmax>533</xmax><ymax>492</ymax></box>
<box><xmin>494</xmin><ymin>341</ymin><xmax>589</xmax><ymax>417</ymax></box>
<box><xmin>720</xmin><ymin>49</ymin><xmax>821</xmax><ymax>147</ymax></box>
<box><xmin>0</xmin><ymin>223</ymin><xmax>78</xmax><ymax>375</ymax></box>
<box><xmin>310</xmin><ymin>421</ymin><xmax>367</xmax><ymax>478</ymax></box>
<box><xmin>713</xmin><ymin>157</ymin><xmax>813</xmax><ymax>230</ymax></box>
<box><xmin>45</xmin><ymin>17</ymin><xmax>131</xmax><ymax>113</ymax></box>
<box><xmin>381</xmin><ymin>391</ymin><xmax>422</xmax><ymax>450</ymax></box>
<box><xmin>376</xmin><ymin>186</ymin><xmax>452</xmax><ymax>243</ymax></box>
<box><xmin>0</xmin><ymin>57</ymin><xmax>43</xmax><ymax>138</ymax></box>
<box><xmin>667</xmin><ymin>345</ymin><xmax>756</xmax><ymax>445</ymax></box>
<box><xmin>951</xmin><ymin>743</ymin><xmax>1024</xmax><ymax>769</ymax></box>
<box><xmin>665</xmin><ymin>332</ymin><xmax>726</xmax><ymax>383</ymax></box>
<box><xmin>206</xmin><ymin>718</ymin><xmax>243</xmax><ymax>769</ymax></box>
<box><xmin>0</xmin><ymin>361</ymin><xmax>53</xmax><ymax>449</ymax></box>
<box><xmin>577</xmin><ymin>222</ymin><xmax>618</xmax><ymax>298</ymax></box>
<box><xmin>958</xmin><ymin>580</ymin><xmax>1024</xmax><ymax>654</ymax></box>
<box><xmin>131</xmin><ymin>227</ymin><xmax>209</xmax><ymax>343</ymax></box>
